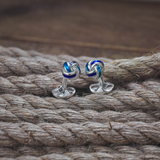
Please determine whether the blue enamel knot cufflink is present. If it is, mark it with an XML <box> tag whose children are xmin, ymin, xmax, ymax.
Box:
<box><xmin>52</xmin><ymin>61</ymin><xmax>81</xmax><ymax>99</ymax></box>
<box><xmin>85</xmin><ymin>60</ymin><xmax>114</xmax><ymax>93</ymax></box>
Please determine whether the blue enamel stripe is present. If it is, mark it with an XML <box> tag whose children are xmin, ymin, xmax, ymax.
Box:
<box><xmin>86</xmin><ymin>62</ymin><xmax>89</xmax><ymax>71</ymax></box>
<box><xmin>63</xmin><ymin>73</ymin><xmax>76</xmax><ymax>79</ymax></box>
<box><xmin>87</xmin><ymin>72</ymin><xmax>97</xmax><ymax>77</ymax></box>
<box><xmin>97</xmin><ymin>65</ymin><xmax>101</xmax><ymax>78</ymax></box>
<box><xmin>70</xmin><ymin>61</ymin><xmax>76</xmax><ymax>66</ymax></box>
<box><xmin>77</xmin><ymin>66</ymin><xmax>81</xmax><ymax>75</ymax></box>
<box><xmin>91</xmin><ymin>60</ymin><xmax>103</xmax><ymax>66</ymax></box>
<box><xmin>64</xmin><ymin>62</ymin><xmax>71</xmax><ymax>73</ymax></box>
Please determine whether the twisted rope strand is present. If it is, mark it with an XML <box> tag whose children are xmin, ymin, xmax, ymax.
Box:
<box><xmin>11</xmin><ymin>47</ymin><xmax>113</xmax><ymax>63</ymax></box>
<box><xmin>0</xmin><ymin>46</ymin><xmax>84</xmax><ymax>60</ymax></box>
<box><xmin>0</xmin><ymin>101</ymin><xmax>157</xmax><ymax>123</ymax></box>
<box><xmin>0</xmin><ymin>56</ymin><xmax>93</xmax><ymax>77</ymax></box>
<box><xmin>0</xmin><ymin>46</ymin><xmax>112</xmax><ymax>63</ymax></box>
<box><xmin>0</xmin><ymin>79</ymin><xmax>160</xmax><ymax>120</ymax></box>
<box><xmin>1</xmin><ymin>79</ymin><xmax>160</xmax><ymax>113</ymax></box>
<box><xmin>1</xmin><ymin>46</ymin><xmax>160</xmax><ymax>83</ymax></box>
<box><xmin>0</xmin><ymin>74</ymin><xmax>60</xmax><ymax>96</ymax></box>
<box><xmin>1</xmin><ymin>145</ymin><xmax>160</xmax><ymax>158</ymax></box>
<box><xmin>1</xmin><ymin>121</ymin><xmax>160</xmax><ymax>147</ymax></box>
<box><xmin>1</xmin><ymin>68</ymin><xmax>160</xmax><ymax>97</ymax></box>
<box><xmin>0</xmin><ymin>152</ymin><xmax>160</xmax><ymax>160</ymax></box>
<box><xmin>0</xmin><ymin>56</ymin><xmax>61</xmax><ymax>77</ymax></box>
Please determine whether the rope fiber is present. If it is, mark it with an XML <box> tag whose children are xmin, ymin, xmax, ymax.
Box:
<box><xmin>0</xmin><ymin>46</ymin><xmax>160</xmax><ymax>159</ymax></box>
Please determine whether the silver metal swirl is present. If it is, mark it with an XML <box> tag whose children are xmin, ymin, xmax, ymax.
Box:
<box><xmin>62</xmin><ymin>61</ymin><xmax>81</xmax><ymax>80</ymax></box>
<box><xmin>52</xmin><ymin>61</ymin><xmax>81</xmax><ymax>98</ymax></box>
<box><xmin>85</xmin><ymin>60</ymin><xmax>114</xmax><ymax>94</ymax></box>
<box><xmin>85</xmin><ymin>60</ymin><xmax>104</xmax><ymax>79</ymax></box>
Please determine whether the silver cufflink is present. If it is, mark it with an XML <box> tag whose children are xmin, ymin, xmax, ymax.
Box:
<box><xmin>85</xmin><ymin>60</ymin><xmax>114</xmax><ymax>93</ymax></box>
<box><xmin>52</xmin><ymin>61</ymin><xmax>81</xmax><ymax>99</ymax></box>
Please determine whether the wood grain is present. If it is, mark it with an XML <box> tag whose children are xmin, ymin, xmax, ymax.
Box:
<box><xmin>0</xmin><ymin>0</ymin><xmax>159</xmax><ymax>59</ymax></box>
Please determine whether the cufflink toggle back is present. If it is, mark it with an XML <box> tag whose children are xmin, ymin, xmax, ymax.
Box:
<box><xmin>52</xmin><ymin>61</ymin><xmax>81</xmax><ymax>99</ymax></box>
<box><xmin>85</xmin><ymin>60</ymin><xmax>114</xmax><ymax>93</ymax></box>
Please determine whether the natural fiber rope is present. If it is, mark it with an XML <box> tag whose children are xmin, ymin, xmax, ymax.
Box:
<box><xmin>0</xmin><ymin>46</ymin><xmax>112</xmax><ymax>63</ymax></box>
<box><xmin>0</xmin><ymin>152</ymin><xmax>159</xmax><ymax>160</ymax></box>
<box><xmin>0</xmin><ymin>85</ymin><xmax>160</xmax><ymax>123</ymax></box>
<box><xmin>1</xmin><ymin>46</ymin><xmax>160</xmax><ymax>159</ymax></box>
<box><xmin>0</xmin><ymin>79</ymin><xmax>160</xmax><ymax>112</ymax></box>
<box><xmin>1</xmin><ymin>121</ymin><xmax>160</xmax><ymax>147</ymax></box>
<box><xmin>0</xmin><ymin>55</ymin><xmax>112</xmax><ymax>78</ymax></box>
<box><xmin>0</xmin><ymin>64</ymin><xmax>160</xmax><ymax>96</ymax></box>
<box><xmin>0</xmin><ymin>80</ymin><xmax>160</xmax><ymax>123</ymax></box>
<box><xmin>0</xmin><ymin>46</ymin><xmax>160</xmax><ymax>84</ymax></box>
<box><xmin>1</xmin><ymin>152</ymin><xmax>160</xmax><ymax>160</ymax></box>
<box><xmin>0</xmin><ymin>100</ymin><xmax>157</xmax><ymax>123</ymax></box>
<box><xmin>0</xmin><ymin>56</ymin><xmax>100</xmax><ymax>77</ymax></box>
<box><xmin>0</xmin><ymin>56</ymin><xmax>61</xmax><ymax>77</ymax></box>
<box><xmin>1</xmin><ymin>145</ymin><xmax>160</xmax><ymax>157</ymax></box>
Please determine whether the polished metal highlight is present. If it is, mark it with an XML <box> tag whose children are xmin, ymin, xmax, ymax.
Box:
<box><xmin>52</xmin><ymin>61</ymin><xmax>81</xmax><ymax>98</ymax></box>
<box><xmin>85</xmin><ymin>60</ymin><xmax>114</xmax><ymax>93</ymax></box>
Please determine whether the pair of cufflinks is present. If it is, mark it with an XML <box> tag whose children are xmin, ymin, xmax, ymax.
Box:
<box><xmin>52</xmin><ymin>60</ymin><xmax>114</xmax><ymax>99</ymax></box>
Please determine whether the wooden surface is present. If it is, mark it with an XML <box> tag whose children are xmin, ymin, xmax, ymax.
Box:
<box><xmin>0</xmin><ymin>0</ymin><xmax>160</xmax><ymax>59</ymax></box>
